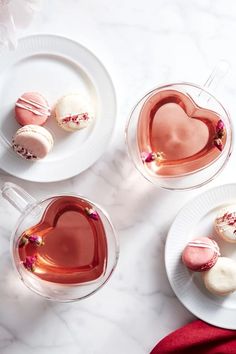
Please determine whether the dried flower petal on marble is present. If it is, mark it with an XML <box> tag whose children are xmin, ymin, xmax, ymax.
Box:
<box><xmin>85</xmin><ymin>207</ymin><xmax>99</xmax><ymax>220</ymax></box>
<box><xmin>19</xmin><ymin>236</ymin><xmax>29</xmax><ymax>248</ymax></box>
<box><xmin>28</xmin><ymin>234</ymin><xmax>44</xmax><ymax>247</ymax></box>
<box><xmin>23</xmin><ymin>255</ymin><xmax>37</xmax><ymax>272</ymax></box>
<box><xmin>214</xmin><ymin>138</ymin><xmax>223</xmax><ymax>151</ymax></box>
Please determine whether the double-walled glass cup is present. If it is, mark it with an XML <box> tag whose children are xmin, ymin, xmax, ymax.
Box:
<box><xmin>126</xmin><ymin>81</ymin><xmax>233</xmax><ymax>191</ymax></box>
<box><xmin>1</xmin><ymin>182</ymin><xmax>119</xmax><ymax>302</ymax></box>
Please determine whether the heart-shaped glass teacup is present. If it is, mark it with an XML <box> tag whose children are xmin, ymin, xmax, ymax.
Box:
<box><xmin>1</xmin><ymin>182</ymin><xmax>119</xmax><ymax>302</ymax></box>
<box><xmin>126</xmin><ymin>64</ymin><xmax>233</xmax><ymax>190</ymax></box>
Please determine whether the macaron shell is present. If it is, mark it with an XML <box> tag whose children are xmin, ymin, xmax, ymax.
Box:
<box><xmin>15</xmin><ymin>92</ymin><xmax>50</xmax><ymax>126</ymax></box>
<box><xmin>12</xmin><ymin>125</ymin><xmax>53</xmax><ymax>160</ymax></box>
<box><xmin>202</xmin><ymin>257</ymin><xmax>236</xmax><ymax>296</ymax></box>
<box><xmin>215</xmin><ymin>206</ymin><xmax>236</xmax><ymax>243</ymax></box>
<box><xmin>55</xmin><ymin>93</ymin><xmax>93</xmax><ymax>132</ymax></box>
<box><xmin>182</xmin><ymin>237</ymin><xmax>219</xmax><ymax>272</ymax></box>
<box><xmin>197</xmin><ymin>251</ymin><xmax>218</xmax><ymax>271</ymax></box>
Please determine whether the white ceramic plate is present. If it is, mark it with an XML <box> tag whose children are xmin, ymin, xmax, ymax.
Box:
<box><xmin>165</xmin><ymin>184</ymin><xmax>236</xmax><ymax>329</ymax></box>
<box><xmin>0</xmin><ymin>34</ymin><xmax>116</xmax><ymax>182</ymax></box>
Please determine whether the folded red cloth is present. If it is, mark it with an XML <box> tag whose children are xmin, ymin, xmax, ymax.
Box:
<box><xmin>151</xmin><ymin>320</ymin><xmax>236</xmax><ymax>354</ymax></box>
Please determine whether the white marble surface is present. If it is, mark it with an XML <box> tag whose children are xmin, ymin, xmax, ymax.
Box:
<box><xmin>1</xmin><ymin>0</ymin><xmax>236</xmax><ymax>353</ymax></box>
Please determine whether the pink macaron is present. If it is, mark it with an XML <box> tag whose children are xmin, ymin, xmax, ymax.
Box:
<box><xmin>182</xmin><ymin>237</ymin><xmax>220</xmax><ymax>272</ymax></box>
<box><xmin>15</xmin><ymin>92</ymin><xmax>51</xmax><ymax>126</ymax></box>
<box><xmin>12</xmin><ymin>125</ymin><xmax>54</xmax><ymax>160</ymax></box>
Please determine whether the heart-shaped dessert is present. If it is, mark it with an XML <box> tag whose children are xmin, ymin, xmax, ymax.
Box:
<box><xmin>138</xmin><ymin>90</ymin><xmax>226</xmax><ymax>176</ymax></box>
<box><xmin>18</xmin><ymin>196</ymin><xmax>107</xmax><ymax>284</ymax></box>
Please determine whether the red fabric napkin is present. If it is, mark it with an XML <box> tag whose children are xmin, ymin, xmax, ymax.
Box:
<box><xmin>151</xmin><ymin>320</ymin><xmax>236</xmax><ymax>354</ymax></box>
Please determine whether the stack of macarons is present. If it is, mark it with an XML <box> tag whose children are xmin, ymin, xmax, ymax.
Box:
<box><xmin>12</xmin><ymin>91</ymin><xmax>94</xmax><ymax>160</ymax></box>
<box><xmin>182</xmin><ymin>205</ymin><xmax>236</xmax><ymax>296</ymax></box>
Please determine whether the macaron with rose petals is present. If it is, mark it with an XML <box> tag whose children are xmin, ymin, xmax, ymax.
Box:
<box><xmin>12</xmin><ymin>125</ymin><xmax>54</xmax><ymax>160</ymax></box>
<box><xmin>15</xmin><ymin>92</ymin><xmax>51</xmax><ymax>126</ymax></box>
<box><xmin>54</xmin><ymin>93</ymin><xmax>94</xmax><ymax>132</ymax></box>
<box><xmin>182</xmin><ymin>237</ymin><xmax>220</xmax><ymax>272</ymax></box>
<box><xmin>214</xmin><ymin>205</ymin><xmax>236</xmax><ymax>243</ymax></box>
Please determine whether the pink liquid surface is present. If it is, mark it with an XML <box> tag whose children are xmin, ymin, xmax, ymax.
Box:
<box><xmin>138</xmin><ymin>89</ymin><xmax>226</xmax><ymax>176</ymax></box>
<box><xmin>18</xmin><ymin>196</ymin><xmax>107</xmax><ymax>284</ymax></box>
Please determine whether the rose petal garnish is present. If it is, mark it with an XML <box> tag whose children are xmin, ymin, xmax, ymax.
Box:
<box><xmin>85</xmin><ymin>207</ymin><xmax>99</xmax><ymax>220</ymax></box>
<box><xmin>141</xmin><ymin>151</ymin><xmax>164</xmax><ymax>163</ymax></box>
<box><xmin>141</xmin><ymin>152</ymin><xmax>154</xmax><ymax>163</ymax></box>
<box><xmin>216</xmin><ymin>119</ymin><xmax>225</xmax><ymax>133</ymax></box>
<box><xmin>217</xmin><ymin>130</ymin><xmax>224</xmax><ymax>139</ymax></box>
<box><xmin>19</xmin><ymin>236</ymin><xmax>29</xmax><ymax>248</ymax></box>
<box><xmin>61</xmin><ymin>113</ymin><xmax>90</xmax><ymax>125</ymax></box>
<box><xmin>214</xmin><ymin>138</ymin><xmax>223</xmax><ymax>151</ymax></box>
<box><xmin>23</xmin><ymin>255</ymin><xmax>37</xmax><ymax>272</ymax></box>
<box><xmin>28</xmin><ymin>234</ymin><xmax>44</xmax><ymax>247</ymax></box>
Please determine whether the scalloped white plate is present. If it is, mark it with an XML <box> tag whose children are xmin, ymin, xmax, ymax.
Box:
<box><xmin>165</xmin><ymin>184</ymin><xmax>236</xmax><ymax>329</ymax></box>
<box><xmin>0</xmin><ymin>34</ymin><xmax>116</xmax><ymax>182</ymax></box>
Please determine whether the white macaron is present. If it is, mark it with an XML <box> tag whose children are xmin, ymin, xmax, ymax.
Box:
<box><xmin>55</xmin><ymin>93</ymin><xmax>94</xmax><ymax>132</ymax></box>
<box><xmin>215</xmin><ymin>205</ymin><xmax>236</xmax><ymax>243</ymax></box>
<box><xmin>202</xmin><ymin>257</ymin><xmax>236</xmax><ymax>296</ymax></box>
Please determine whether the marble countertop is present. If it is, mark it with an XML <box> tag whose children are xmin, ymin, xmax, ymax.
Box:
<box><xmin>1</xmin><ymin>0</ymin><xmax>236</xmax><ymax>353</ymax></box>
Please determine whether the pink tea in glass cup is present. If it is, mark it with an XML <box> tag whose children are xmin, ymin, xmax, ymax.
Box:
<box><xmin>138</xmin><ymin>89</ymin><xmax>227</xmax><ymax>176</ymax></box>
<box><xmin>1</xmin><ymin>183</ymin><xmax>119</xmax><ymax>301</ymax></box>
<box><xmin>126</xmin><ymin>83</ymin><xmax>232</xmax><ymax>190</ymax></box>
<box><xmin>18</xmin><ymin>196</ymin><xmax>108</xmax><ymax>284</ymax></box>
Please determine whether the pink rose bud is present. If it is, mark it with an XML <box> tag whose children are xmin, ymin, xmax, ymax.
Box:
<box><xmin>141</xmin><ymin>152</ymin><xmax>155</xmax><ymax>163</ymax></box>
<box><xmin>85</xmin><ymin>207</ymin><xmax>99</xmax><ymax>220</ymax></box>
<box><xmin>28</xmin><ymin>234</ymin><xmax>44</xmax><ymax>246</ymax></box>
<box><xmin>216</xmin><ymin>120</ymin><xmax>225</xmax><ymax>133</ymax></box>
<box><xmin>23</xmin><ymin>255</ymin><xmax>37</xmax><ymax>272</ymax></box>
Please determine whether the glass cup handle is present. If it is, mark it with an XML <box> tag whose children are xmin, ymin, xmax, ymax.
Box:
<box><xmin>1</xmin><ymin>182</ymin><xmax>36</xmax><ymax>213</ymax></box>
<box><xmin>198</xmin><ymin>60</ymin><xmax>230</xmax><ymax>103</ymax></box>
